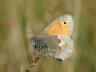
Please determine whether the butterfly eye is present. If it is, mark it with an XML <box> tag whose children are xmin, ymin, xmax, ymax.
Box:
<box><xmin>64</xmin><ymin>22</ymin><xmax>66</xmax><ymax>24</ymax></box>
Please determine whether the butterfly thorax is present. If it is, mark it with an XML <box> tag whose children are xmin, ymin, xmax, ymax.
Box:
<box><xmin>31</xmin><ymin>37</ymin><xmax>48</xmax><ymax>51</ymax></box>
<box><xmin>31</xmin><ymin>37</ymin><xmax>48</xmax><ymax>58</ymax></box>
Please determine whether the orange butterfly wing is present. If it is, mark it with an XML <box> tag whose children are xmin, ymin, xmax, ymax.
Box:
<box><xmin>45</xmin><ymin>19</ymin><xmax>72</xmax><ymax>37</ymax></box>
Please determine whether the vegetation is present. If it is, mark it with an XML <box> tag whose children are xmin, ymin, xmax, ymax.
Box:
<box><xmin>0</xmin><ymin>0</ymin><xmax>96</xmax><ymax>72</ymax></box>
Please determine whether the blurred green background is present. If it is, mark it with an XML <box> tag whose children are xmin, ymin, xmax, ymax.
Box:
<box><xmin>0</xmin><ymin>0</ymin><xmax>96</xmax><ymax>72</ymax></box>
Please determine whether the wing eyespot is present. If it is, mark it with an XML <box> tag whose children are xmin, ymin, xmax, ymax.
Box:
<box><xmin>64</xmin><ymin>22</ymin><xmax>66</xmax><ymax>24</ymax></box>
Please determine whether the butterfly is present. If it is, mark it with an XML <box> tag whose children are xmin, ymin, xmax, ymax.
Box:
<box><xmin>30</xmin><ymin>14</ymin><xmax>74</xmax><ymax>62</ymax></box>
